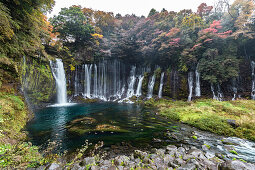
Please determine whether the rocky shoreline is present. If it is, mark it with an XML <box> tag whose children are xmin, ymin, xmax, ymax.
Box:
<box><xmin>34</xmin><ymin>144</ymin><xmax>255</xmax><ymax>170</ymax></box>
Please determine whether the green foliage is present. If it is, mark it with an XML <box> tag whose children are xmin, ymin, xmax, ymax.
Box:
<box><xmin>148</xmin><ymin>8</ymin><xmax>158</xmax><ymax>17</ymax></box>
<box><xmin>146</xmin><ymin>99</ymin><xmax>255</xmax><ymax>141</ymax></box>
<box><xmin>0</xmin><ymin>142</ymin><xmax>43</xmax><ymax>168</ymax></box>
<box><xmin>50</xmin><ymin>6</ymin><xmax>95</xmax><ymax>52</ymax></box>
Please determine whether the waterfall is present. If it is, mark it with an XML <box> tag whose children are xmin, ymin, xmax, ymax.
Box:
<box><xmin>195</xmin><ymin>66</ymin><xmax>201</xmax><ymax>97</ymax></box>
<box><xmin>84</xmin><ymin>64</ymin><xmax>93</xmax><ymax>98</ymax></box>
<box><xmin>126</xmin><ymin>66</ymin><xmax>136</xmax><ymax>98</ymax></box>
<box><xmin>158</xmin><ymin>72</ymin><xmax>165</xmax><ymax>98</ymax></box>
<box><xmin>232</xmin><ymin>78</ymin><xmax>237</xmax><ymax>101</ymax></box>
<box><xmin>74</xmin><ymin>66</ymin><xmax>79</xmax><ymax>96</ymax></box>
<box><xmin>50</xmin><ymin>59</ymin><xmax>67</xmax><ymax>104</ymax></box>
<box><xmin>251</xmin><ymin>61</ymin><xmax>255</xmax><ymax>100</ymax></box>
<box><xmin>211</xmin><ymin>83</ymin><xmax>223</xmax><ymax>101</ymax></box>
<box><xmin>188</xmin><ymin>72</ymin><xmax>194</xmax><ymax>101</ymax></box>
<box><xmin>136</xmin><ymin>75</ymin><xmax>144</xmax><ymax>97</ymax></box>
<box><xmin>147</xmin><ymin>74</ymin><xmax>156</xmax><ymax>99</ymax></box>
<box><xmin>93</xmin><ymin>64</ymin><xmax>98</xmax><ymax>98</ymax></box>
<box><xmin>217</xmin><ymin>84</ymin><xmax>223</xmax><ymax>101</ymax></box>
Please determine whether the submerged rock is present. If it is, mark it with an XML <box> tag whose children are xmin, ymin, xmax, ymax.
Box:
<box><xmin>219</xmin><ymin>160</ymin><xmax>255</xmax><ymax>170</ymax></box>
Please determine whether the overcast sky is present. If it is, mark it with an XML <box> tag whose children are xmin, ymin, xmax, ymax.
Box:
<box><xmin>47</xmin><ymin>0</ymin><xmax>219</xmax><ymax>18</ymax></box>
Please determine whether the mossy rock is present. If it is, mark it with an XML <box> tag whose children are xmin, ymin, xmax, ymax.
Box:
<box><xmin>68</xmin><ymin>123</ymin><xmax>130</xmax><ymax>135</ymax></box>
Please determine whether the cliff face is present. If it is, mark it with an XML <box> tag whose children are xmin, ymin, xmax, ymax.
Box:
<box><xmin>62</xmin><ymin>58</ymin><xmax>254</xmax><ymax>102</ymax></box>
<box><xmin>21</xmin><ymin>57</ymin><xmax>56</xmax><ymax>109</ymax></box>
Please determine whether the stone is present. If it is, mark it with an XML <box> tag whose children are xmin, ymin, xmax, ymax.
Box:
<box><xmin>156</xmin><ymin>149</ymin><xmax>165</xmax><ymax>157</ymax></box>
<box><xmin>83</xmin><ymin>157</ymin><xmax>96</xmax><ymax>165</ymax></box>
<box><xmin>36</xmin><ymin>166</ymin><xmax>46</xmax><ymax>170</ymax></box>
<box><xmin>177</xmin><ymin>147</ymin><xmax>186</xmax><ymax>155</ymax></box>
<box><xmin>90</xmin><ymin>165</ymin><xmax>100</xmax><ymax>170</ymax></box>
<box><xmin>134</xmin><ymin>150</ymin><xmax>147</xmax><ymax>159</ymax></box>
<box><xmin>187</xmin><ymin>149</ymin><xmax>204</xmax><ymax>158</ymax></box>
<box><xmin>149</xmin><ymin>154</ymin><xmax>158</xmax><ymax>160</ymax></box>
<box><xmin>174</xmin><ymin>158</ymin><xmax>185</xmax><ymax>166</ymax></box>
<box><xmin>163</xmin><ymin>155</ymin><xmax>174</xmax><ymax>164</ymax></box>
<box><xmin>205</xmin><ymin>151</ymin><xmax>215</xmax><ymax>159</ymax></box>
<box><xmin>71</xmin><ymin>163</ymin><xmax>84</xmax><ymax>170</ymax></box>
<box><xmin>177</xmin><ymin>163</ymin><xmax>196</xmax><ymax>170</ymax></box>
<box><xmin>48</xmin><ymin>163</ymin><xmax>60</xmax><ymax>170</ymax></box>
<box><xmin>220</xmin><ymin>160</ymin><xmax>255</xmax><ymax>170</ymax></box>
<box><xmin>226</xmin><ymin>119</ymin><xmax>239</xmax><ymax>128</ymax></box>
<box><xmin>114</xmin><ymin>155</ymin><xmax>130</xmax><ymax>166</ymax></box>
<box><xmin>166</xmin><ymin>145</ymin><xmax>178</xmax><ymax>152</ymax></box>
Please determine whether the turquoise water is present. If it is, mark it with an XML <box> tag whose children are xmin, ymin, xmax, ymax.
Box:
<box><xmin>27</xmin><ymin>103</ymin><xmax>174</xmax><ymax>152</ymax></box>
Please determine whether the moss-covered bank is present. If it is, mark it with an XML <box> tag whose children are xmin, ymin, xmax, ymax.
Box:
<box><xmin>145</xmin><ymin>99</ymin><xmax>255</xmax><ymax>141</ymax></box>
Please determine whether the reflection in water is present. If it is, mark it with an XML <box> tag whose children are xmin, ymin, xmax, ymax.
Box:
<box><xmin>26</xmin><ymin>103</ymin><xmax>255</xmax><ymax>163</ymax></box>
<box><xmin>51</xmin><ymin>107</ymin><xmax>67</xmax><ymax>150</ymax></box>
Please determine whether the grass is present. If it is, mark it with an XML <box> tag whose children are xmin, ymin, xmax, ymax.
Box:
<box><xmin>145</xmin><ymin>98</ymin><xmax>255</xmax><ymax>141</ymax></box>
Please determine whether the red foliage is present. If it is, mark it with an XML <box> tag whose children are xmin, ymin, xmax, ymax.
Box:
<box><xmin>169</xmin><ymin>38</ymin><xmax>180</xmax><ymax>47</ymax></box>
<box><xmin>191</xmin><ymin>43</ymin><xmax>202</xmax><ymax>50</ymax></box>
<box><xmin>197</xmin><ymin>3</ymin><xmax>213</xmax><ymax>17</ymax></box>
<box><xmin>200</xmin><ymin>20</ymin><xmax>232</xmax><ymax>39</ymax></box>
<box><xmin>166</xmin><ymin>28</ymin><xmax>180</xmax><ymax>37</ymax></box>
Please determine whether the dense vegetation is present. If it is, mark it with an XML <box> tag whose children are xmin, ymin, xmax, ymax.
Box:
<box><xmin>145</xmin><ymin>99</ymin><xmax>255</xmax><ymax>141</ymax></box>
<box><xmin>49</xmin><ymin>0</ymin><xmax>255</xmax><ymax>86</ymax></box>
<box><xmin>1</xmin><ymin>0</ymin><xmax>255</xmax><ymax>168</ymax></box>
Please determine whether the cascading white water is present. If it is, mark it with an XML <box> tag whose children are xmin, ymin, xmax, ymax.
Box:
<box><xmin>93</xmin><ymin>64</ymin><xmax>98</xmax><ymax>98</ymax></box>
<box><xmin>126</xmin><ymin>66</ymin><xmax>136</xmax><ymax>98</ymax></box>
<box><xmin>217</xmin><ymin>84</ymin><xmax>223</xmax><ymax>101</ymax></box>
<box><xmin>147</xmin><ymin>74</ymin><xmax>156</xmax><ymax>99</ymax></box>
<box><xmin>251</xmin><ymin>61</ymin><xmax>255</xmax><ymax>100</ymax></box>
<box><xmin>195</xmin><ymin>66</ymin><xmax>201</xmax><ymax>97</ymax></box>
<box><xmin>211</xmin><ymin>83</ymin><xmax>223</xmax><ymax>101</ymax></box>
<box><xmin>74</xmin><ymin>66</ymin><xmax>79</xmax><ymax>96</ymax></box>
<box><xmin>158</xmin><ymin>72</ymin><xmax>165</xmax><ymax>98</ymax></box>
<box><xmin>232</xmin><ymin>78</ymin><xmax>237</xmax><ymax>101</ymax></box>
<box><xmin>84</xmin><ymin>64</ymin><xmax>93</xmax><ymax>98</ymax></box>
<box><xmin>50</xmin><ymin>59</ymin><xmax>67</xmax><ymax>104</ymax></box>
<box><xmin>136</xmin><ymin>75</ymin><xmax>144</xmax><ymax>97</ymax></box>
<box><xmin>211</xmin><ymin>83</ymin><xmax>217</xmax><ymax>100</ymax></box>
<box><xmin>188</xmin><ymin>72</ymin><xmax>194</xmax><ymax>101</ymax></box>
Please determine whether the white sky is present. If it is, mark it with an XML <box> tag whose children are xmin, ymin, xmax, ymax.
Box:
<box><xmin>47</xmin><ymin>0</ymin><xmax>219</xmax><ymax>18</ymax></box>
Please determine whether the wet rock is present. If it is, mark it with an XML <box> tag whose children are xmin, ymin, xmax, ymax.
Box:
<box><xmin>36</xmin><ymin>166</ymin><xmax>46</xmax><ymax>170</ymax></box>
<box><xmin>199</xmin><ymin>159</ymin><xmax>218</xmax><ymax>170</ymax></box>
<box><xmin>134</xmin><ymin>150</ymin><xmax>147</xmax><ymax>159</ymax></box>
<box><xmin>168</xmin><ymin>161</ymin><xmax>179</xmax><ymax>168</ymax></box>
<box><xmin>175</xmin><ymin>157</ymin><xmax>186</xmax><ymax>165</ymax></box>
<box><xmin>156</xmin><ymin>149</ymin><xmax>165</xmax><ymax>157</ymax></box>
<box><xmin>205</xmin><ymin>151</ymin><xmax>215</xmax><ymax>159</ymax></box>
<box><xmin>71</xmin><ymin>163</ymin><xmax>84</xmax><ymax>170</ymax></box>
<box><xmin>90</xmin><ymin>165</ymin><xmax>99</xmax><ymax>170</ymax></box>
<box><xmin>177</xmin><ymin>147</ymin><xmax>186</xmax><ymax>154</ymax></box>
<box><xmin>82</xmin><ymin>157</ymin><xmax>95</xmax><ymax>166</ymax></box>
<box><xmin>163</xmin><ymin>155</ymin><xmax>174</xmax><ymax>164</ymax></box>
<box><xmin>166</xmin><ymin>145</ymin><xmax>177</xmax><ymax>152</ymax></box>
<box><xmin>117</xmin><ymin>165</ymin><xmax>124</xmax><ymax>170</ymax></box>
<box><xmin>114</xmin><ymin>155</ymin><xmax>130</xmax><ymax>166</ymax></box>
<box><xmin>220</xmin><ymin>160</ymin><xmax>255</xmax><ymax>170</ymax></box>
<box><xmin>143</xmin><ymin>157</ymin><xmax>153</xmax><ymax>164</ymax></box>
<box><xmin>102</xmin><ymin>160</ymin><xmax>111</xmax><ymax>165</ymax></box>
<box><xmin>188</xmin><ymin>149</ymin><xmax>204</xmax><ymax>158</ymax></box>
<box><xmin>177</xmin><ymin>163</ymin><xmax>196</xmax><ymax>170</ymax></box>
<box><xmin>149</xmin><ymin>154</ymin><xmax>158</xmax><ymax>160</ymax></box>
<box><xmin>202</xmin><ymin>144</ymin><xmax>210</xmax><ymax>151</ymax></box>
<box><xmin>48</xmin><ymin>163</ymin><xmax>60</xmax><ymax>170</ymax></box>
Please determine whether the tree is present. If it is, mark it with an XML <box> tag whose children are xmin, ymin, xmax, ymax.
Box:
<box><xmin>50</xmin><ymin>6</ymin><xmax>95</xmax><ymax>52</ymax></box>
<box><xmin>148</xmin><ymin>8</ymin><xmax>158</xmax><ymax>17</ymax></box>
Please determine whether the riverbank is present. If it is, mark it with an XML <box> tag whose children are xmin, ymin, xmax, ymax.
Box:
<box><xmin>1</xmin><ymin>96</ymin><xmax>255</xmax><ymax>169</ymax></box>
<box><xmin>145</xmin><ymin>98</ymin><xmax>255</xmax><ymax>142</ymax></box>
